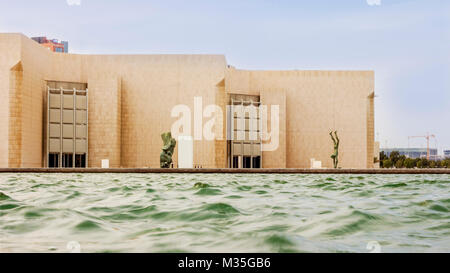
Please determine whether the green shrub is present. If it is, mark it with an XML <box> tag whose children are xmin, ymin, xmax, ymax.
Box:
<box><xmin>429</xmin><ymin>161</ymin><xmax>436</xmax><ymax>168</ymax></box>
<box><xmin>382</xmin><ymin>159</ymin><xmax>393</xmax><ymax>168</ymax></box>
<box><xmin>420</xmin><ymin>158</ymin><xmax>429</xmax><ymax>168</ymax></box>
<box><xmin>380</xmin><ymin>151</ymin><xmax>387</xmax><ymax>161</ymax></box>
<box><xmin>416</xmin><ymin>160</ymin><xmax>423</xmax><ymax>168</ymax></box>
<box><xmin>442</xmin><ymin>159</ymin><xmax>450</xmax><ymax>168</ymax></box>
<box><xmin>379</xmin><ymin>151</ymin><xmax>450</xmax><ymax>168</ymax></box>
<box><xmin>389</xmin><ymin>151</ymin><xmax>400</xmax><ymax>165</ymax></box>
<box><xmin>404</xmin><ymin>158</ymin><xmax>415</xmax><ymax>168</ymax></box>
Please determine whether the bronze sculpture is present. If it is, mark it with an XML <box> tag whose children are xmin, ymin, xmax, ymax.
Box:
<box><xmin>160</xmin><ymin>132</ymin><xmax>176</xmax><ymax>168</ymax></box>
<box><xmin>330</xmin><ymin>131</ymin><xmax>339</xmax><ymax>169</ymax></box>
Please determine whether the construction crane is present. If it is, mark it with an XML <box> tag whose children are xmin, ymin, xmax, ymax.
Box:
<box><xmin>408</xmin><ymin>133</ymin><xmax>436</xmax><ymax>160</ymax></box>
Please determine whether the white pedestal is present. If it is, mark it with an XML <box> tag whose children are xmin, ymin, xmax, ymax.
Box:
<box><xmin>101</xmin><ymin>159</ymin><xmax>109</xmax><ymax>169</ymax></box>
<box><xmin>178</xmin><ymin>136</ymin><xmax>193</xmax><ymax>168</ymax></box>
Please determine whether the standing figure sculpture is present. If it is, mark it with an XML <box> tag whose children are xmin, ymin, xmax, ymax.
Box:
<box><xmin>330</xmin><ymin>131</ymin><xmax>339</xmax><ymax>169</ymax></box>
<box><xmin>160</xmin><ymin>132</ymin><xmax>176</xmax><ymax>168</ymax></box>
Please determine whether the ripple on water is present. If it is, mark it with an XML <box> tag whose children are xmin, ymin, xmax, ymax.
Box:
<box><xmin>237</xmin><ymin>185</ymin><xmax>252</xmax><ymax>191</ymax></box>
<box><xmin>309</xmin><ymin>182</ymin><xmax>333</xmax><ymax>188</ymax></box>
<box><xmin>24</xmin><ymin>211</ymin><xmax>44</xmax><ymax>218</ymax></box>
<box><xmin>426</xmin><ymin>222</ymin><xmax>450</xmax><ymax>231</ymax></box>
<box><xmin>322</xmin><ymin>210</ymin><xmax>387</xmax><ymax>237</ymax></box>
<box><xmin>193</xmin><ymin>182</ymin><xmax>210</xmax><ymax>188</ymax></box>
<box><xmin>381</xmin><ymin>182</ymin><xmax>408</xmax><ymax>188</ymax></box>
<box><xmin>128</xmin><ymin>205</ymin><xmax>157</xmax><ymax>215</ymax></box>
<box><xmin>429</xmin><ymin>204</ymin><xmax>449</xmax><ymax>213</ymax></box>
<box><xmin>98</xmin><ymin>206</ymin><xmax>158</xmax><ymax>222</ymax></box>
<box><xmin>203</xmin><ymin>203</ymin><xmax>240</xmax><ymax>214</ymax></box>
<box><xmin>65</xmin><ymin>191</ymin><xmax>81</xmax><ymax>200</ymax></box>
<box><xmin>0</xmin><ymin>203</ymin><xmax>20</xmax><ymax>210</ymax></box>
<box><xmin>146</xmin><ymin>203</ymin><xmax>240</xmax><ymax>222</ymax></box>
<box><xmin>225</xmin><ymin>195</ymin><xmax>243</xmax><ymax>199</ymax></box>
<box><xmin>103</xmin><ymin>213</ymin><xmax>139</xmax><ymax>221</ymax></box>
<box><xmin>264</xmin><ymin>234</ymin><xmax>296</xmax><ymax>252</ymax></box>
<box><xmin>349</xmin><ymin>176</ymin><xmax>365</xmax><ymax>180</ymax></box>
<box><xmin>74</xmin><ymin>220</ymin><xmax>103</xmax><ymax>231</ymax></box>
<box><xmin>0</xmin><ymin>192</ymin><xmax>13</xmax><ymax>201</ymax></box>
<box><xmin>195</xmin><ymin>188</ymin><xmax>223</xmax><ymax>196</ymax></box>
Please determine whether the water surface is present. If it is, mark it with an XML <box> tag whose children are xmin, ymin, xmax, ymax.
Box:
<box><xmin>0</xmin><ymin>173</ymin><xmax>449</xmax><ymax>252</ymax></box>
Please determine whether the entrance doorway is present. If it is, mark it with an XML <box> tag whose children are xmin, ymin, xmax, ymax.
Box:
<box><xmin>48</xmin><ymin>153</ymin><xmax>59</xmax><ymax>168</ymax></box>
<box><xmin>62</xmin><ymin>154</ymin><xmax>73</xmax><ymax>168</ymax></box>
<box><xmin>75</xmin><ymin>154</ymin><xmax>86</xmax><ymax>168</ymax></box>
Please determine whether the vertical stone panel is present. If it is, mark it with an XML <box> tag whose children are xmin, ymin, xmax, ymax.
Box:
<box><xmin>8</xmin><ymin>62</ymin><xmax>23</xmax><ymax>167</ymax></box>
<box><xmin>18</xmin><ymin>34</ymin><xmax>50</xmax><ymax>167</ymax></box>
<box><xmin>0</xmin><ymin>33</ymin><xmax>22</xmax><ymax>167</ymax></box>
<box><xmin>367</xmin><ymin>93</ymin><xmax>375</xmax><ymax>168</ymax></box>
<box><xmin>214</xmin><ymin>80</ymin><xmax>227</xmax><ymax>168</ymax></box>
<box><xmin>88</xmin><ymin>77</ymin><xmax>121</xmax><ymax>168</ymax></box>
<box><xmin>373</xmin><ymin>141</ymin><xmax>380</xmax><ymax>168</ymax></box>
<box><xmin>260</xmin><ymin>89</ymin><xmax>286</xmax><ymax>168</ymax></box>
<box><xmin>0</xmin><ymin>69</ymin><xmax>9</xmax><ymax>167</ymax></box>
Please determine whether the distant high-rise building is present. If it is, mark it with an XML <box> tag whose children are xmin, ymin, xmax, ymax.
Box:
<box><xmin>444</xmin><ymin>150</ymin><xmax>450</xmax><ymax>159</ymax></box>
<box><xmin>381</xmin><ymin>148</ymin><xmax>438</xmax><ymax>160</ymax></box>
<box><xmin>31</xmin><ymin>37</ymin><xmax>68</xmax><ymax>53</ymax></box>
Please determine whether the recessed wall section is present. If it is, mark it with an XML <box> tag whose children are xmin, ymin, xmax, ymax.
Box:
<box><xmin>46</xmin><ymin>81</ymin><xmax>88</xmax><ymax>168</ymax></box>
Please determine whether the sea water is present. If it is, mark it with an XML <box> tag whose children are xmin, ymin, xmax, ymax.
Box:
<box><xmin>0</xmin><ymin>173</ymin><xmax>449</xmax><ymax>252</ymax></box>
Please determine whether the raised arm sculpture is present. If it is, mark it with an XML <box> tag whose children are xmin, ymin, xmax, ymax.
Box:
<box><xmin>330</xmin><ymin>131</ymin><xmax>340</xmax><ymax>169</ymax></box>
<box><xmin>160</xmin><ymin>132</ymin><xmax>176</xmax><ymax>168</ymax></box>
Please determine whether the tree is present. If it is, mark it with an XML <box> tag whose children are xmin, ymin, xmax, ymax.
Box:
<box><xmin>420</xmin><ymin>158</ymin><xmax>429</xmax><ymax>168</ymax></box>
<box><xmin>416</xmin><ymin>160</ymin><xmax>423</xmax><ymax>168</ymax></box>
<box><xmin>395</xmin><ymin>159</ymin><xmax>404</xmax><ymax>169</ymax></box>
<box><xmin>383</xmin><ymin>159</ymin><xmax>393</xmax><ymax>168</ymax></box>
<box><xmin>389</xmin><ymin>151</ymin><xmax>400</xmax><ymax>162</ymax></box>
<box><xmin>380</xmin><ymin>151</ymin><xmax>387</xmax><ymax>161</ymax></box>
<box><xmin>416</xmin><ymin>158</ymin><xmax>429</xmax><ymax>168</ymax></box>
<box><xmin>443</xmin><ymin>159</ymin><xmax>450</xmax><ymax>168</ymax></box>
<box><xmin>399</xmin><ymin>155</ymin><xmax>407</xmax><ymax>162</ymax></box>
<box><xmin>430</xmin><ymin>161</ymin><xmax>436</xmax><ymax>168</ymax></box>
<box><xmin>404</xmin><ymin>158</ymin><xmax>415</xmax><ymax>168</ymax></box>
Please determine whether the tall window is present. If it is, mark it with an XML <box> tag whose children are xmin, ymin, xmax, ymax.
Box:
<box><xmin>47</xmin><ymin>82</ymin><xmax>88</xmax><ymax>168</ymax></box>
<box><xmin>228</xmin><ymin>94</ymin><xmax>262</xmax><ymax>168</ymax></box>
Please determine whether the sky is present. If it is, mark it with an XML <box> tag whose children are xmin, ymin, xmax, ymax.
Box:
<box><xmin>0</xmin><ymin>0</ymin><xmax>449</xmax><ymax>154</ymax></box>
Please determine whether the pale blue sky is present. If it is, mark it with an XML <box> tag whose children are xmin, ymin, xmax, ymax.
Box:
<box><xmin>1</xmin><ymin>0</ymin><xmax>449</xmax><ymax>153</ymax></box>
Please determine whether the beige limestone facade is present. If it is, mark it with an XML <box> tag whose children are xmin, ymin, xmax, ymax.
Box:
<box><xmin>0</xmin><ymin>33</ymin><xmax>376</xmax><ymax>169</ymax></box>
